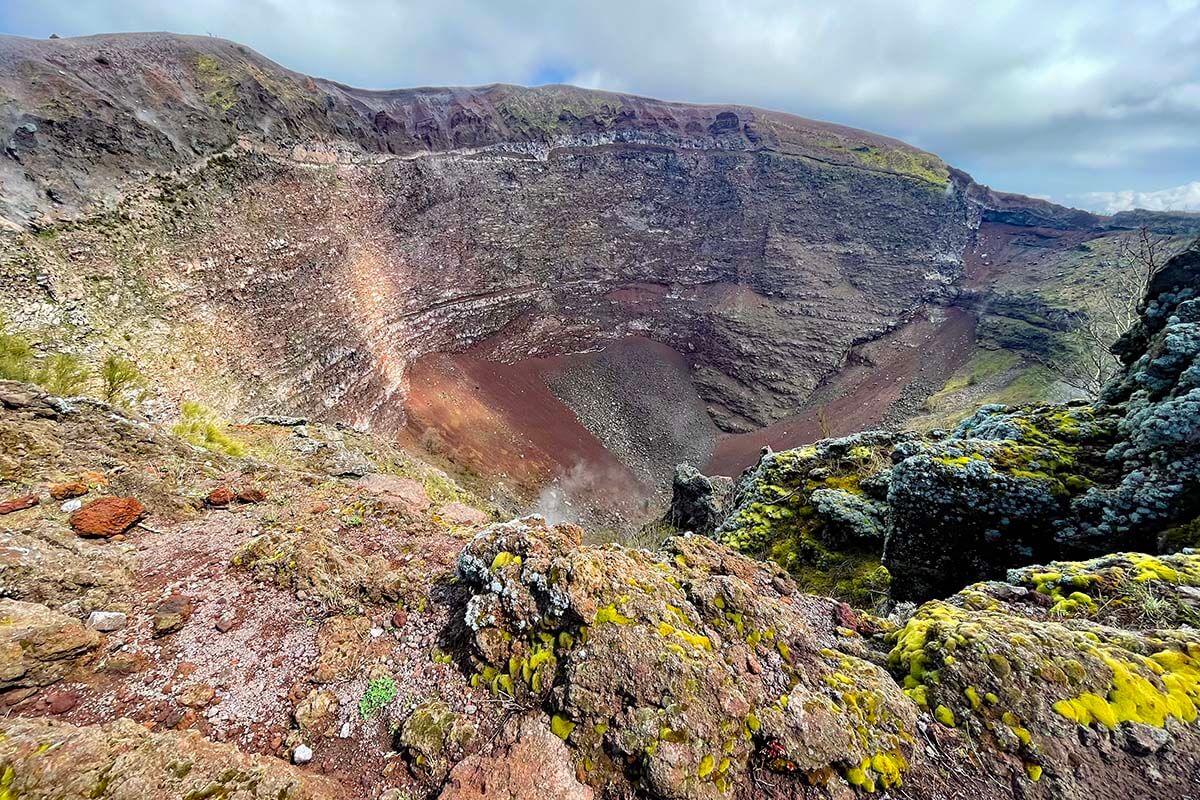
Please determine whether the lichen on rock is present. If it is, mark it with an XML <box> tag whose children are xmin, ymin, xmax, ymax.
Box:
<box><xmin>455</xmin><ymin>515</ymin><xmax>917</xmax><ymax>798</ymax></box>
<box><xmin>714</xmin><ymin>433</ymin><xmax>899</xmax><ymax>606</ymax></box>
<box><xmin>886</xmin><ymin>552</ymin><xmax>1200</xmax><ymax>796</ymax></box>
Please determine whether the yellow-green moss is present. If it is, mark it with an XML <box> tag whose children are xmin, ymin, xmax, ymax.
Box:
<box><xmin>172</xmin><ymin>401</ymin><xmax>247</xmax><ymax>456</ymax></box>
<box><xmin>1052</xmin><ymin>645</ymin><xmax>1200</xmax><ymax>729</ymax></box>
<box><xmin>594</xmin><ymin>604</ymin><xmax>633</xmax><ymax>625</ymax></box>
<box><xmin>550</xmin><ymin>713</ymin><xmax>576</xmax><ymax>740</ymax></box>
<box><xmin>195</xmin><ymin>54</ymin><xmax>238</xmax><ymax>112</ymax></box>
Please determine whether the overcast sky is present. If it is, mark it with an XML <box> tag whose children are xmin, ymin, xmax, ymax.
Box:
<box><xmin>3</xmin><ymin>0</ymin><xmax>1199</xmax><ymax>213</ymax></box>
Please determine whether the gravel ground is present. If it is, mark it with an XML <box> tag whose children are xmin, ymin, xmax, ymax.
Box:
<box><xmin>544</xmin><ymin>338</ymin><xmax>719</xmax><ymax>498</ymax></box>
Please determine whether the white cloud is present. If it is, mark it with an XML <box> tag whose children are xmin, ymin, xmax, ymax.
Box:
<box><xmin>2</xmin><ymin>0</ymin><xmax>1199</xmax><ymax>200</ymax></box>
<box><xmin>1077</xmin><ymin>181</ymin><xmax>1200</xmax><ymax>213</ymax></box>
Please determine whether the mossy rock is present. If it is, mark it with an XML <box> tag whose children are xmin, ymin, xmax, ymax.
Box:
<box><xmin>397</xmin><ymin>699</ymin><xmax>477</xmax><ymax>782</ymax></box>
<box><xmin>886</xmin><ymin>560</ymin><xmax>1200</xmax><ymax>797</ymax></box>
<box><xmin>715</xmin><ymin>432</ymin><xmax>900</xmax><ymax>607</ymax></box>
<box><xmin>455</xmin><ymin>516</ymin><xmax>918</xmax><ymax>799</ymax></box>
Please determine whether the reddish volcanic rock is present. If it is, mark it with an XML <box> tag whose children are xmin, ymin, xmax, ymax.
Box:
<box><xmin>0</xmin><ymin>494</ymin><xmax>38</xmax><ymax>514</ymax></box>
<box><xmin>437</xmin><ymin>501</ymin><xmax>491</xmax><ymax>528</ymax></box>
<box><xmin>235</xmin><ymin>487</ymin><xmax>266</xmax><ymax>504</ymax></box>
<box><xmin>69</xmin><ymin>496</ymin><xmax>146</xmax><ymax>538</ymax></box>
<box><xmin>205</xmin><ymin>487</ymin><xmax>235</xmax><ymax>507</ymax></box>
<box><xmin>49</xmin><ymin>482</ymin><xmax>88</xmax><ymax>501</ymax></box>
<box><xmin>355</xmin><ymin>474</ymin><xmax>431</xmax><ymax>514</ymax></box>
<box><xmin>438</xmin><ymin>716</ymin><xmax>593</xmax><ymax>800</ymax></box>
<box><xmin>45</xmin><ymin>689</ymin><xmax>79</xmax><ymax>715</ymax></box>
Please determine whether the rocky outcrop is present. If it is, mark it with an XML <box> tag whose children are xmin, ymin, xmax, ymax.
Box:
<box><xmin>886</xmin><ymin>551</ymin><xmax>1200</xmax><ymax>797</ymax></box>
<box><xmin>455</xmin><ymin>516</ymin><xmax>917</xmax><ymax>798</ymax></box>
<box><xmin>449</xmin><ymin>514</ymin><xmax>1200</xmax><ymax>798</ymax></box>
<box><xmin>713</xmin><ymin>432</ymin><xmax>900</xmax><ymax>604</ymax></box>
<box><xmin>0</xmin><ymin>519</ymin><xmax>133</xmax><ymax>614</ymax></box>
<box><xmin>0</xmin><ymin>716</ymin><xmax>340</xmax><ymax>799</ymax></box>
<box><xmin>231</xmin><ymin>527</ymin><xmax>426</xmax><ymax>611</ymax></box>
<box><xmin>0</xmin><ymin>599</ymin><xmax>102</xmax><ymax>693</ymax></box>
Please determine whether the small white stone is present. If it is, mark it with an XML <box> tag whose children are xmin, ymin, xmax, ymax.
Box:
<box><xmin>61</xmin><ymin>498</ymin><xmax>83</xmax><ymax>513</ymax></box>
<box><xmin>339</xmin><ymin>721</ymin><xmax>352</xmax><ymax>738</ymax></box>
<box><xmin>292</xmin><ymin>744</ymin><xmax>313</xmax><ymax>764</ymax></box>
<box><xmin>369</xmin><ymin>627</ymin><xmax>383</xmax><ymax>638</ymax></box>
<box><xmin>86</xmin><ymin>611</ymin><xmax>127</xmax><ymax>632</ymax></box>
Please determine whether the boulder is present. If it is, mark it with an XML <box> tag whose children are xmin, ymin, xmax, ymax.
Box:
<box><xmin>0</xmin><ymin>599</ymin><xmax>102</xmax><ymax>691</ymax></box>
<box><xmin>437</xmin><ymin>715</ymin><xmax>590</xmax><ymax>800</ymax></box>
<box><xmin>355</xmin><ymin>474</ymin><xmax>431</xmax><ymax>513</ymax></box>
<box><xmin>86</xmin><ymin>611</ymin><xmax>127</xmax><ymax>632</ymax></box>
<box><xmin>205</xmin><ymin>486</ymin><xmax>235</xmax><ymax>507</ymax></box>
<box><xmin>667</xmin><ymin>463</ymin><xmax>722</xmax><ymax>535</ymax></box>
<box><xmin>313</xmin><ymin>615</ymin><xmax>370</xmax><ymax>683</ymax></box>
<box><xmin>49</xmin><ymin>481</ymin><xmax>88</xmax><ymax>500</ymax></box>
<box><xmin>437</xmin><ymin>501</ymin><xmax>491</xmax><ymax>528</ymax></box>
<box><xmin>177</xmin><ymin>682</ymin><xmax>216</xmax><ymax>708</ymax></box>
<box><xmin>151</xmin><ymin>593</ymin><xmax>193</xmax><ymax>636</ymax></box>
<box><xmin>68</xmin><ymin>496</ymin><xmax>146</xmax><ymax>538</ymax></box>
<box><xmin>236</xmin><ymin>486</ymin><xmax>266</xmax><ymax>503</ymax></box>
<box><xmin>397</xmin><ymin>699</ymin><xmax>477</xmax><ymax>782</ymax></box>
<box><xmin>294</xmin><ymin>689</ymin><xmax>339</xmax><ymax>737</ymax></box>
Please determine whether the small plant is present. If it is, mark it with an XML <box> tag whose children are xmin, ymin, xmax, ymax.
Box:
<box><xmin>0</xmin><ymin>315</ymin><xmax>33</xmax><ymax>382</ymax></box>
<box><xmin>358</xmin><ymin>676</ymin><xmax>397</xmax><ymax>720</ymax></box>
<box><xmin>36</xmin><ymin>352</ymin><xmax>90</xmax><ymax>396</ymax></box>
<box><xmin>100</xmin><ymin>354</ymin><xmax>145</xmax><ymax>406</ymax></box>
<box><xmin>172</xmin><ymin>400</ymin><xmax>248</xmax><ymax>456</ymax></box>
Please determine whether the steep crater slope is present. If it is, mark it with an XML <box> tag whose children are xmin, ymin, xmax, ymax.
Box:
<box><xmin>1</xmin><ymin>31</ymin><xmax>1194</xmax><ymax>521</ymax></box>
<box><xmin>684</xmin><ymin>240</ymin><xmax>1200</xmax><ymax>605</ymax></box>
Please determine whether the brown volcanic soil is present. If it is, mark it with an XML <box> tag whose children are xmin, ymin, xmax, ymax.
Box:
<box><xmin>405</xmin><ymin>337</ymin><xmax>721</xmax><ymax>527</ymax></box>
<box><xmin>405</xmin><ymin>308</ymin><xmax>974</xmax><ymax>495</ymax></box>
<box><xmin>963</xmin><ymin>222</ymin><xmax>1104</xmax><ymax>290</ymax></box>
<box><xmin>403</xmin><ymin>350</ymin><xmax>649</xmax><ymax>519</ymax></box>
<box><xmin>707</xmin><ymin>307</ymin><xmax>975</xmax><ymax>475</ymax></box>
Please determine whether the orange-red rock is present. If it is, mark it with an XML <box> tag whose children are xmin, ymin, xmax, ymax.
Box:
<box><xmin>0</xmin><ymin>494</ymin><xmax>38</xmax><ymax>515</ymax></box>
<box><xmin>69</xmin><ymin>496</ymin><xmax>146</xmax><ymax>538</ymax></box>
<box><xmin>236</xmin><ymin>487</ymin><xmax>266</xmax><ymax>504</ymax></box>
<box><xmin>205</xmin><ymin>487</ymin><xmax>235</xmax><ymax>507</ymax></box>
<box><xmin>438</xmin><ymin>716</ymin><xmax>593</xmax><ymax>800</ymax></box>
<box><xmin>49</xmin><ymin>482</ymin><xmax>88</xmax><ymax>501</ymax></box>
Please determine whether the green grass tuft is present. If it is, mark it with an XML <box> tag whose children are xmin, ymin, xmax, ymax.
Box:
<box><xmin>172</xmin><ymin>401</ymin><xmax>247</xmax><ymax>456</ymax></box>
<box><xmin>36</xmin><ymin>352</ymin><xmax>90</xmax><ymax>396</ymax></box>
